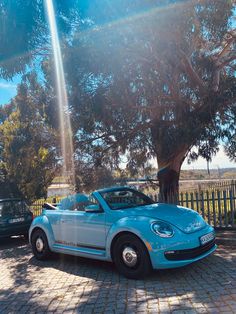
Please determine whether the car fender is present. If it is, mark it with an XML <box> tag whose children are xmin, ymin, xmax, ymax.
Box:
<box><xmin>29</xmin><ymin>214</ymin><xmax>55</xmax><ymax>249</ymax></box>
<box><xmin>106</xmin><ymin>216</ymin><xmax>155</xmax><ymax>260</ymax></box>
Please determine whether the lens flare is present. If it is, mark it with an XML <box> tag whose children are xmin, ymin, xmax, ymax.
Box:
<box><xmin>44</xmin><ymin>0</ymin><xmax>75</xmax><ymax>188</ymax></box>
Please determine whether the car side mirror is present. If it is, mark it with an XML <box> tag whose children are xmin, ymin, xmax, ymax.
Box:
<box><xmin>85</xmin><ymin>204</ymin><xmax>102</xmax><ymax>213</ymax></box>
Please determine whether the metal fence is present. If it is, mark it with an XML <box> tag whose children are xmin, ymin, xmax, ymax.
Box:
<box><xmin>30</xmin><ymin>197</ymin><xmax>62</xmax><ymax>217</ymax></box>
<box><xmin>149</xmin><ymin>188</ymin><xmax>236</xmax><ymax>229</ymax></box>
<box><xmin>182</xmin><ymin>190</ymin><xmax>235</xmax><ymax>228</ymax></box>
<box><xmin>30</xmin><ymin>182</ymin><xmax>236</xmax><ymax>229</ymax></box>
<box><xmin>204</xmin><ymin>180</ymin><xmax>236</xmax><ymax>192</ymax></box>
<box><xmin>183</xmin><ymin>179</ymin><xmax>236</xmax><ymax>193</ymax></box>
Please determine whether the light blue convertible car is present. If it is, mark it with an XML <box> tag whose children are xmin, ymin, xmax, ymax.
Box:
<box><xmin>29</xmin><ymin>187</ymin><xmax>216</xmax><ymax>279</ymax></box>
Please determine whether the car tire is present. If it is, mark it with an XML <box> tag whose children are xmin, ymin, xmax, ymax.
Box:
<box><xmin>113</xmin><ymin>234</ymin><xmax>152</xmax><ymax>279</ymax></box>
<box><xmin>31</xmin><ymin>229</ymin><xmax>51</xmax><ymax>260</ymax></box>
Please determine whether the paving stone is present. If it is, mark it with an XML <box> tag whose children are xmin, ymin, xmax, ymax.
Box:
<box><xmin>0</xmin><ymin>239</ymin><xmax>236</xmax><ymax>314</ymax></box>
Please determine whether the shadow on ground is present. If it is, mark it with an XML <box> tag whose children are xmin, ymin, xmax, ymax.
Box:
<box><xmin>0</xmin><ymin>238</ymin><xmax>236</xmax><ymax>313</ymax></box>
<box><xmin>0</xmin><ymin>236</ymin><xmax>28</xmax><ymax>251</ymax></box>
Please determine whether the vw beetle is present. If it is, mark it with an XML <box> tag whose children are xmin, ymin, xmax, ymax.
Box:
<box><xmin>29</xmin><ymin>186</ymin><xmax>216</xmax><ymax>279</ymax></box>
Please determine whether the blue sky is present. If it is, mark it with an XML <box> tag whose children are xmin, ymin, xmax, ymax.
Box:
<box><xmin>0</xmin><ymin>75</ymin><xmax>21</xmax><ymax>105</ymax></box>
<box><xmin>182</xmin><ymin>145</ymin><xmax>235</xmax><ymax>170</ymax></box>
<box><xmin>0</xmin><ymin>80</ymin><xmax>17</xmax><ymax>104</ymax></box>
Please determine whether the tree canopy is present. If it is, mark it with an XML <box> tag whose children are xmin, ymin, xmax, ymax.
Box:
<box><xmin>0</xmin><ymin>0</ymin><xmax>80</xmax><ymax>78</ymax></box>
<box><xmin>61</xmin><ymin>0</ymin><xmax>236</xmax><ymax>200</ymax></box>
<box><xmin>0</xmin><ymin>73</ymin><xmax>58</xmax><ymax>201</ymax></box>
<box><xmin>0</xmin><ymin>0</ymin><xmax>236</xmax><ymax>200</ymax></box>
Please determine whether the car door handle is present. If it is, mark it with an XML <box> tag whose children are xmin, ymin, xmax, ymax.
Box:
<box><xmin>61</xmin><ymin>219</ymin><xmax>65</xmax><ymax>223</ymax></box>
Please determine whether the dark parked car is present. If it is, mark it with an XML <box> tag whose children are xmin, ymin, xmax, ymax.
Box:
<box><xmin>0</xmin><ymin>199</ymin><xmax>33</xmax><ymax>238</ymax></box>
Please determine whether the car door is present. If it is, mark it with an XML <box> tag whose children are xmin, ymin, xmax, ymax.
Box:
<box><xmin>45</xmin><ymin>208</ymin><xmax>65</xmax><ymax>243</ymax></box>
<box><xmin>55</xmin><ymin>195</ymin><xmax>106</xmax><ymax>250</ymax></box>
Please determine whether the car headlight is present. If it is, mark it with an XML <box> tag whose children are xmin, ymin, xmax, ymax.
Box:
<box><xmin>151</xmin><ymin>221</ymin><xmax>174</xmax><ymax>238</ymax></box>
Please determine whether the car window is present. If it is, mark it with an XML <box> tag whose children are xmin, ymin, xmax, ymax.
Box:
<box><xmin>101</xmin><ymin>189</ymin><xmax>154</xmax><ymax>210</ymax></box>
<box><xmin>88</xmin><ymin>195</ymin><xmax>99</xmax><ymax>206</ymax></box>
<box><xmin>0</xmin><ymin>201</ymin><xmax>29</xmax><ymax>217</ymax></box>
<box><xmin>58</xmin><ymin>194</ymin><xmax>89</xmax><ymax>211</ymax></box>
<box><xmin>62</xmin><ymin>201</ymin><xmax>89</xmax><ymax>212</ymax></box>
<box><xmin>65</xmin><ymin>195</ymin><xmax>99</xmax><ymax>212</ymax></box>
<box><xmin>1</xmin><ymin>202</ymin><xmax>14</xmax><ymax>217</ymax></box>
<box><xmin>72</xmin><ymin>201</ymin><xmax>90</xmax><ymax>211</ymax></box>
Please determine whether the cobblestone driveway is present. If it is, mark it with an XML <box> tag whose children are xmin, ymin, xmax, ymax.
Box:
<box><xmin>0</xmin><ymin>237</ymin><xmax>236</xmax><ymax>314</ymax></box>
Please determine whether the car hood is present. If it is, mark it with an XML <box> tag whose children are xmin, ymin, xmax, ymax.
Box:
<box><xmin>122</xmin><ymin>203</ymin><xmax>207</xmax><ymax>233</ymax></box>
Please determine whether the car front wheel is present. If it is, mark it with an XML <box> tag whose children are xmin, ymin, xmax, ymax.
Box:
<box><xmin>31</xmin><ymin>229</ymin><xmax>51</xmax><ymax>260</ymax></box>
<box><xmin>113</xmin><ymin>234</ymin><xmax>152</xmax><ymax>279</ymax></box>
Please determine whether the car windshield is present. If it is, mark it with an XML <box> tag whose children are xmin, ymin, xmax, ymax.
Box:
<box><xmin>0</xmin><ymin>200</ymin><xmax>29</xmax><ymax>217</ymax></box>
<box><xmin>100</xmin><ymin>188</ymin><xmax>154</xmax><ymax>210</ymax></box>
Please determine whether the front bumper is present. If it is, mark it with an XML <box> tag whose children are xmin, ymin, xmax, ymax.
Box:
<box><xmin>164</xmin><ymin>239</ymin><xmax>215</xmax><ymax>261</ymax></box>
<box><xmin>149</xmin><ymin>225</ymin><xmax>217</xmax><ymax>269</ymax></box>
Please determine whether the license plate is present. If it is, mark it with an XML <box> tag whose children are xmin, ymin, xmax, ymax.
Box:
<box><xmin>9</xmin><ymin>217</ymin><xmax>25</xmax><ymax>223</ymax></box>
<box><xmin>200</xmin><ymin>232</ymin><xmax>215</xmax><ymax>245</ymax></box>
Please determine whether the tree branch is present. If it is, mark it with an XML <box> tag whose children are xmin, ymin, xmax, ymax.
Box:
<box><xmin>212</xmin><ymin>67</ymin><xmax>221</xmax><ymax>92</ymax></box>
<box><xmin>178</xmin><ymin>49</ymin><xmax>206</xmax><ymax>94</ymax></box>
<box><xmin>217</xmin><ymin>30</ymin><xmax>236</xmax><ymax>59</ymax></box>
<box><xmin>218</xmin><ymin>54</ymin><xmax>236</xmax><ymax>69</ymax></box>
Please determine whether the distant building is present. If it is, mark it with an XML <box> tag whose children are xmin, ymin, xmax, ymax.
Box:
<box><xmin>47</xmin><ymin>183</ymin><xmax>72</xmax><ymax>197</ymax></box>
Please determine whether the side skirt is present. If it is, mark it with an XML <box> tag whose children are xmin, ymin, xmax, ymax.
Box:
<box><xmin>52</xmin><ymin>242</ymin><xmax>108</xmax><ymax>260</ymax></box>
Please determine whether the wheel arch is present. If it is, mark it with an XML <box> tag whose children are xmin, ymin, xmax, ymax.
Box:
<box><xmin>110</xmin><ymin>231</ymin><xmax>151</xmax><ymax>262</ymax></box>
<box><xmin>29</xmin><ymin>218</ymin><xmax>54</xmax><ymax>249</ymax></box>
<box><xmin>30</xmin><ymin>226</ymin><xmax>45</xmax><ymax>244</ymax></box>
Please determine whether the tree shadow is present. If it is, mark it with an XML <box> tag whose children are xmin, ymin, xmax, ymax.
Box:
<box><xmin>0</xmin><ymin>236</ymin><xmax>28</xmax><ymax>251</ymax></box>
<box><xmin>1</xmin><ymin>239</ymin><xmax>236</xmax><ymax>313</ymax></box>
<box><xmin>28</xmin><ymin>247</ymin><xmax>236</xmax><ymax>313</ymax></box>
<box><xmin>0</xmin><ymin>237</ymin><xmax>48</xmax><ymax>313</ymax></box>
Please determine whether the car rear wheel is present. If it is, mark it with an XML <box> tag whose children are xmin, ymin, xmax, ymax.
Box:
<box><xmin>113</xmin><ymin>234</ymin><xmax>152</xmax><ymax>279</ymax></box>
<box><xmin>31</xmin><ymin>229</ymin><xmax>51</xmax><ymax>260</ymax></box>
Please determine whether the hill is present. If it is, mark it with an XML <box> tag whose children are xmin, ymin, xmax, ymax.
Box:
<box><xmin>180</xmin><ymin>168</ymin><xmax>236</xmax><ymax>181</ymax></box>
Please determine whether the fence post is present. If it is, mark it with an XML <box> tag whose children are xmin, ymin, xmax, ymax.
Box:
<box><xmin>186</xmin><ymin>192</ymin><xmax>189</xmax><ymax>208</ymax></box>
<box><xmin>233</xmin><ymin>181</ymin><xmax>236</xmax><ymax>218</ymax></box>
<box><xmin>211</xmin><ymin>191</ymin><xmax>216</xmax><ymax>227</ymax></box>
<box><xmin>196</xmin><ymin>192</ymin><xmax>199</xmax><ymax>213</ymax></box>
<box><xmin>217</xmin><ymin>190</ymin><xmax>222</xmax><ymax>227</ymax></box>
<box><xmin>180</xmin><ymin>192</ymin><xmax>183</xmax><ymax>206</ymax></box>
<box><xmin>190</xmin><ymin>193</ymin><xmax>194</xmax><ymax>210</ymax></box>
<box><xmin>229</xmin><ymin>190</ymin><xmax>235</xmax><ymax>227</ymax></box>
<box><xmin>223</xmin><ymin>190</ymin><xmax>228</xmax><ymax>227</ymax></box>
<box><xmin>201</xmin><ymin>191</ymin><xmax>205</xmax><ymax>219</ymax></box>
<box><xmin>231</xmin><ymin>180</ymin><xmax>235</xmax><ymax>196</ymax></box>
<box><xmin>206</xmin><ymin>190</ymin><xmax>210</xmax><ymax>225</ymax></box>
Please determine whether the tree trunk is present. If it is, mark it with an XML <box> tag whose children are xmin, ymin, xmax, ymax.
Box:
<box><xmin>157</xmin><ymin>166</ymin><xmax>180</xmax><ymax>204</ymax></box>
<box><xmin>157</xmin><ymin>150</ymin><xmax>187</xmax><ymax>204</ymax></box>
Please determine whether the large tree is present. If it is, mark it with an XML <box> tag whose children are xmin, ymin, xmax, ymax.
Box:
<box><xmin>63</xmin><ymin>0</ymin><xmax>236</xmax><ymax>201</ymax></box>
<box><xmin>0</xmin><ymin>73</ymin><xmax>59</xmax><ymax>201</ymax></box>
<box><xmin>1</xmin><ymin>0</ymin><xmax>236</xmax><ymax>200</ymax></box>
